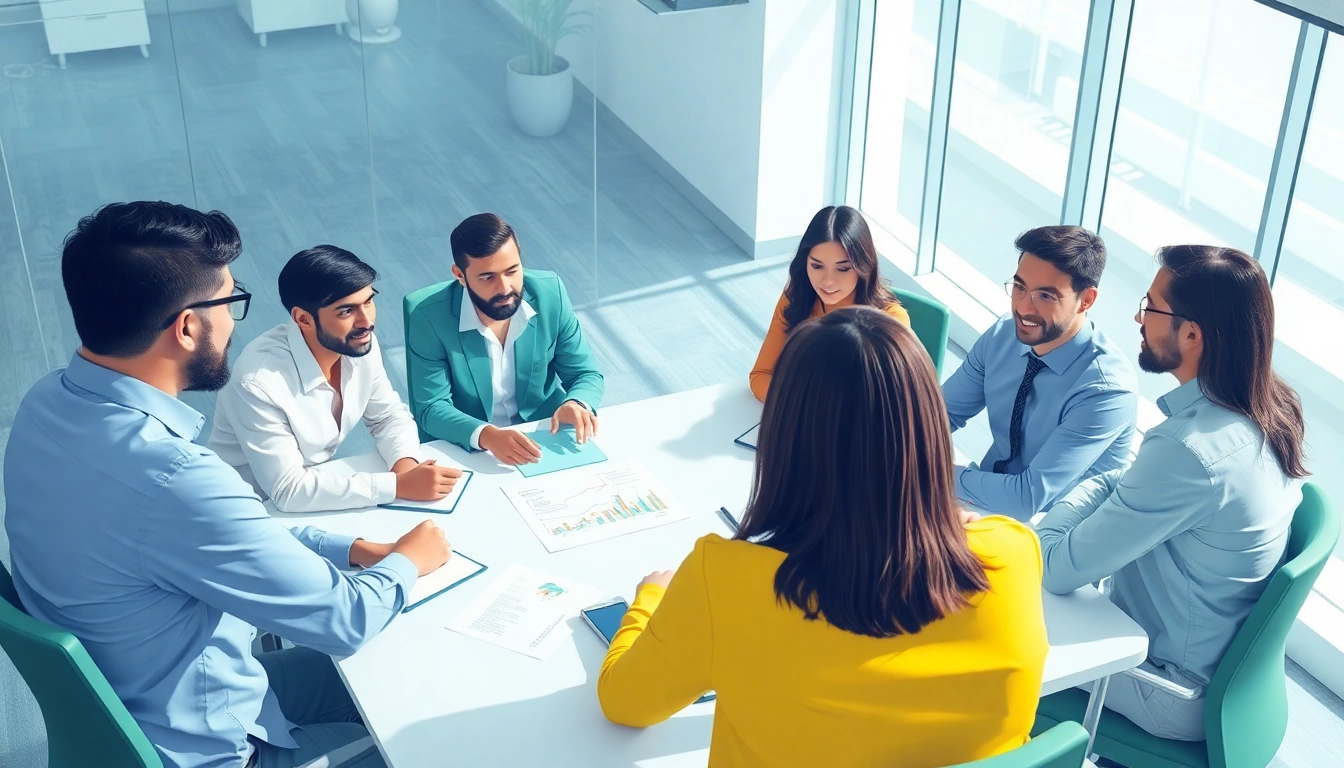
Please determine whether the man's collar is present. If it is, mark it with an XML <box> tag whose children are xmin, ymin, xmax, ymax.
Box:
<box><xmin>458</xmin><ymin>285</ymin><xmax>537</xmax><ymax>334</ymax></box>
<box><xmin>285</xmin><ymin>321</ymin><xmax>330</xmax><ymax>394</ymax></box>
<box><xmin>1019</xmin><ymin>317</ymin><xmax>1096</xmax><ymax>374</ymax></box>
<box><xmin>1158</xmin><ymin>377</ymin><xmax>1204</xmax><ymax>417</ymax></box>
<box><xmin>62</xmin><ymin>353</ymin><xmax>205</xmax><ymax>440</ymax></box>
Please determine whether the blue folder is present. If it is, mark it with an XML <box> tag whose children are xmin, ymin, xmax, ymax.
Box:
<box><xmin>515</xmin><ymin>426</ymin><xmax>608</xmax><ymax>477</ymax></box>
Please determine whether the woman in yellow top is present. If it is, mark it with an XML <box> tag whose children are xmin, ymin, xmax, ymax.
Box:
<box><xmin>749</xmin><ymin>205</ymin><xmax>910</xmax><ymax>401</ymax></box>
<box><xmin>598</xmin><ymin>307</ymin><xmax>1048</xmax><ymax>767</ymax></box>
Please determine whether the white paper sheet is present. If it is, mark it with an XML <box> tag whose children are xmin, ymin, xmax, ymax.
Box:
<box><xmin>501</xmin><ymin>459</ymin><xmax>689</xmax><ymax>553</ymax></box>
<box><xmin>446</xmin><ymin>565</ymin><xmax>600</xmax><ymax>659</ymax></box>
<box><xmin>404</xmin><ymin>551</ymin><xmax>486</xmax><ymax>611</ymax></box>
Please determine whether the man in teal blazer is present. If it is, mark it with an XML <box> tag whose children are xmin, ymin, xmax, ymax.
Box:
<box><xmin>405</xmin><ymin>213</ymin><xmax>604</xmax><ymax>464</ymax></box>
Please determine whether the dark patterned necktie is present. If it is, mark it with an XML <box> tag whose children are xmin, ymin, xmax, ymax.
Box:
<box><xmin>994</xmin><ymin>355</ymin><xmax>1047</xmax><ymax>474</ymax></box>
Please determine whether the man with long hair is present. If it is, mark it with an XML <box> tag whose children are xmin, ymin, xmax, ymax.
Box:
<box><xmin>1038</xmin><ymin>246</ymin><xmax>1307</xmax><ymax>741</ymax></box>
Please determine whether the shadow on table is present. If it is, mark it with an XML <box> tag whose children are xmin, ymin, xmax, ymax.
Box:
<box><xmin>380</xmin><ymin>619</ymin><xmax>715</xmax><ymax>767</ymax></box>
<box><xmin>662</xmin><ymin>386</ymin><xmax>760</xmax><ymax>464</ymax></box>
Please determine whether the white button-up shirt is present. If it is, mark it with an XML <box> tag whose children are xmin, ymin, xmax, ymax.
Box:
<box><xmin>209</xmin><ymin>322</ymin><xmax>422</xmax><ymax>512</ymax></box>
<box><xmin>459</xmin><ymin>288</ymin><xmax>538</xmax><ymax>449</ymax></box>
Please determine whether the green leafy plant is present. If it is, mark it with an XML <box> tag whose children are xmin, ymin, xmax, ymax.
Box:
<box><xmin>510</xmin><ymin>0</ymin><xmax>592</xmax><ymax>76</ymax></box>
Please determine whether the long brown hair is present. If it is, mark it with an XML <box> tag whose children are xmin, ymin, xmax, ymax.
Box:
<box><xmin>738</xmin><ymin>306</ymin><xmax>990</xmax><ymax>637</ymax></box>
<box><xmin>782</xmin><ymin>206</ymin><xmax>898</xmax><ymax>332</ymax></box>
<box><xmin>1158</xmin><ymin>245</ymin><xmax>1307</xmax><ymax>478</ymax></box>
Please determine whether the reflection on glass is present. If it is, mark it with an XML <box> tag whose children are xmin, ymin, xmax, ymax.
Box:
<box><xmin>859</xmin><ymin>0</ymin><xmax>939</xmax><ymax>253</ymax></box>
<box><xmin>934</xmin><ymin>0</ymin><xmax>1089</xmax><ymax>315</ymax></box>
<box><xmin>1277</xmin><ymin>37</ymin><xmax>1344</xmax><ymax>555</ymax></box>
<box><xmin>1098</xmin><ymin>0</ymin><xmax>1297</xmax><ymax>403</ymax></box>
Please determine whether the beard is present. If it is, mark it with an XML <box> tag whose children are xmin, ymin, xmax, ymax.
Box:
<box><xmin>1012</xmin><ymin>310</ymin><xmax>1066</xmax><ymax>347</ymax></box>
<box><xmin>317</xmin><ymin>320</ymin><xmax>374</xmax><ymax>358</ymax></box>
<box><xmin>1138</xmin><ymin>328</ymin><xmax>1183</xmax><ymax>373</ymax></box>
<box><xmin>467</xmin><ymin>282</ymin><xmax>522</xmax><ymax>321</ymax></box>
<box><xmin>183</xmin><ymin>317</ymin><xmax>232</xmax><ymax>393</ymax></box>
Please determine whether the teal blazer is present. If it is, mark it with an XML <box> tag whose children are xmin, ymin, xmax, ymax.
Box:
<box><xmin>404</xmin><ymin>270</ymin><xmax>604</xmax><ymax>451</ymax></box>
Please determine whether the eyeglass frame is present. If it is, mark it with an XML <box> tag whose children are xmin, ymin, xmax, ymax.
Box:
<box><xmin>1003</xmin><ymin>279</ymin><xmax>1075</xmax><ymax>308</ymax></box>
<box><xmin>161</xmin><ymin>283</ymin><xmax>252</xmax><ymax>329</ymax></box>
<box><xmin>1138</xmin><ymin>295</ymin><xmax>1186</xmax><ymax>322</ymax></box>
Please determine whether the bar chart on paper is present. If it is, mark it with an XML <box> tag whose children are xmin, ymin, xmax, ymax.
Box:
<box><xmin>501</xmin><ymin>460</ymin><xmax>690</xmax><ymax>552</ymax></box>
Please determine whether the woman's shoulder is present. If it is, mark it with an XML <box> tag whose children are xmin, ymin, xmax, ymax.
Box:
<box><xmin>965</xmin><ymin>516</ymin><xmax>1042</xmax><ymax>569</ymax></box>
<box><xmin>694</xmin><ymin>533</ymin><xmax>785</xmax><ymax>574</ymax></box>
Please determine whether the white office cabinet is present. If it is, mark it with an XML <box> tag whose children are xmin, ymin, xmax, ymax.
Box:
<box><xmin>236</xmin><ymin>0</ymin><xmax>349</xmax><ymax>47</ymax></box>
<box><xmin>40</xmin><ymin>0</ymin><xmax>151</xmax><ymax>69</ymax></box>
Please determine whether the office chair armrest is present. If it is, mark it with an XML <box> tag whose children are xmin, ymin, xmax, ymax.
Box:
<box><xmin>295</xmin><ymin>736</ymin><xmax>377</xmax><ymax>768</ymax></box>
<box><xmin>1121</xmin><ymin>667</ymin><xmax>1204</xmax><ymax>700</ymax></box>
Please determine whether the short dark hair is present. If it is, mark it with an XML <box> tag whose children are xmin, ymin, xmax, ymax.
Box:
<box><xmin>1014</xmin><ymin>226</ymin><xmax>1107</xmax><ymax>292</ymax></box>
<box><xmin>739</xmin><ymin>306</ymin><xmax>991</xmax><ymax>638</ymax></box>
<box><xmin>61</xmin><ymin>201</ymin><xmax>241</xmax><ymax>357</ymax></box>
<box><xmin>450</xmin><ymin>213</ymin><xmax>516</xmax><ymax>271</ymax></box>
<box><xmin>278</xmin><ymin>245</ymin><xmax>378</xmax><ymax>316</ymax></box>
<box><xmin>1157</xmin><ymin>245</ymin><xmax>1307</xmax><ymax>478</ymax></box>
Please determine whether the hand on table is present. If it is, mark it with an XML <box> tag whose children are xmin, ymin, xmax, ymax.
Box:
<box><xmin>551</xmin><ymin>400</ymin><xmax>598</xmax><ymax>443</ymax></box>
<box><xmin>392</xmin><ymin>520</ymin><xmax>453</xmax><ymax>576</ymax></box>
<box><xmin>480</xmin><ymin>425</ymin><xmax>543</xmax><ymax>466</ymax></box>
<box><xmin>637</xmin><ymin>570</ymin><xmax>676</xmax><ymax>592</ymax></box>
<box><xmin>394</xmin><ymin>459</ymin><xmax>462</xmax><ymax>501</ymax></box>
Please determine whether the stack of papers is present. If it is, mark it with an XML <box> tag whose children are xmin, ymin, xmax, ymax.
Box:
<box><xmin>381</xmin><ymin>444</ymin><xmax>474</xmax><ymax>513</ymax></box>
<box><xmin>404</xmin><ymin>552</ymin><xmax>487</xmax><ymax>613</ymax></box>
<box><xmin>446</xmin><ymin>565</ymin><xmax>601</xmax><ymax>660</ymax></box>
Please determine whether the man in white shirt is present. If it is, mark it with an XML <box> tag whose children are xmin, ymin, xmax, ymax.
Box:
<box><xmin>210</xmin><ymin>246</ymin><xmax>461</xmax><ymax>512</ymax></box>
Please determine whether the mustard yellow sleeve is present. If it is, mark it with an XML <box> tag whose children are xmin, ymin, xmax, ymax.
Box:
<box><xmin>749</xmin><ymin>293</ymin><xmax>791</xmax><ymax>402</ymax></box>
<box><xmin>885</xmin><ymin>298</ymin><xmax>911</xmax><ymax>328</ymax></box>
<box><xmin>597</xmin><ymin>539</ymin><xmax>714</xmax><ymax>727</ymax></box>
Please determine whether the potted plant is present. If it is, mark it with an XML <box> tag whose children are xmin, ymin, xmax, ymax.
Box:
<box><xmin>506</xmin><ymin>0</ymin><xmax>592</xmax><ymax>137</ymax></box>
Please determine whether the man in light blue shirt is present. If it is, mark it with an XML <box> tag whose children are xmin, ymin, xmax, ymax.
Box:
<box><xmin>943</xmin><ymin>226</ymin><xmax>1138</xmax><ymax>519</ymax></box>
<box><xmin>1038</xmin><ymin>245</ymin><xmax>1307</xmax><ymax>741</ymax></box>
<box><xmin>3</xmin><ymin>202</ymin><xmax>452</xmax><ymax>768</ymax></box>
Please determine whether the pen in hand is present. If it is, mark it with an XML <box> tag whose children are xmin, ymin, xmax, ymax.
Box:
<box><xmin>717</xmin><ymin>506</ymin><xmax>740</xmax><ymax>534</ymax></box>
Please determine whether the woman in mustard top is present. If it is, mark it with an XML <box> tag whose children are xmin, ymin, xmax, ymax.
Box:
<box><xmin>599</xmin><ymin>307</ymin><xmax>1048</xmax><ymax>767</ymax></box>
<box><xmin>749</xmin><ymin>205</ymin><xmax>910</xmax><ymax>401</ymax></box>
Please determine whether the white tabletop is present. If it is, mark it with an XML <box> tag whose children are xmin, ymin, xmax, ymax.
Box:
<box><xmin>276</xmin><ymin>383</ymin><xmax>1147</xmax><ymax>767</ymax></box>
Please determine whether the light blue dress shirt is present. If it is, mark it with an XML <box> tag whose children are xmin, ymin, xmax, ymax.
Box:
<box><xmin>942</xmin><ymin>316</ymin><xmax>1138</xmax><ymax>520</ymax></box>
<box><xmin>1037</xmin><ymin>378</ymin><xmax>1300</xmax><ymax>690</ymax></box>
<box><xmin>3</xmin><ymin>354</ymin><xmax>419</xmax><ymax>768</ymax></box>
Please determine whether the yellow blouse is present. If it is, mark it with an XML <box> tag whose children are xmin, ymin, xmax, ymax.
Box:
<box><xmin>749</xmin><ymin>291</ymin><xmax>911</xmax><ymax>401</ymax></box>
<box><xmin>598</xmin><ymin>517</ymin><xmax>1047</xmax><ymax>768</ymax></box>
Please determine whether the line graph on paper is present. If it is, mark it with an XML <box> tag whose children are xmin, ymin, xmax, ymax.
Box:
<box><xmin>501</xmin><ymin>460</ymin><xmax>689</xmax><ymax>552</ymax></box>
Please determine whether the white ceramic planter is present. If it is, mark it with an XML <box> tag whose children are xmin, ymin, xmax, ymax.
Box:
<box><xmin>506</xmin><ymin>55</ymin><xmax>575</xmax><ymax>138</ymax></box>
<box><xmin>346</xmin><ymin>0</ymin><xmax>401</xmax><ymax>44</ymax></box>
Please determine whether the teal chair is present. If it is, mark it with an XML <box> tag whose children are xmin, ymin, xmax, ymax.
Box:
<box><xmin>1033</xmin><ymin>482</ymin><xmax>1339</xmax><ymax>768</ymax></box>
<box><xmin>404</xmin><ymin>282</ymin><xmax>452</xmax><ymax>443</ymax></box>
<box><xmin>0</xmin><ymin>561</ymin><xmax>163</xmax><ymax>768</ymax></box>
<box><xmin>947</xmin><ymin>722</ymin><xmax>1091</xmax><ymax>768</ymax></box>
<box><xmin>893</xmin><ymin>288</ymin><xmax>951</xmax><ymax>377</ymax></box>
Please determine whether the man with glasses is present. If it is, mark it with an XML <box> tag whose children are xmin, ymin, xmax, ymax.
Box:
<box><xmin>4</xmin><ymin>202</ymin><xmax>450</xmax><ymax>768</ymax></box>
<box><xmin>210</xmin><ymin>245</ymin><xmax>461</xmax><ymax>513</ymax></box>
<box><xmin>941</xmin><ymin>225</ymin><xmax>1138</xmax><ymax>520</ymax></box>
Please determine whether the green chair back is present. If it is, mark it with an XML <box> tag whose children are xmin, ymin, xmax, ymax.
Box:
<box><xmin>892</xmin><ymin>288</ymin><xmax>950</xmax><ymax>377</ymax></box>
<box><xmin>0</xmin><ymin>561</ymin><xmax>163</xmax><ymax>768</ymax></box>
<box><xmin>946</xmin><ymin>722</ymin><xmax>1091</xmax><ymax>768</ymax></box>
<box><xmin>1203</xmin><ymin>482</ymin><xmax>1338</xmax><ymax>768</ymax></box>
<box><xmin>404</xmin><ymin>281</ymin><xmax>455</xmax><ymax>443</ymax></box>
<box><xmin>1034</xmin><ymin>482</ymin><xmax>1340</xmax><ymax>768</ymax></box>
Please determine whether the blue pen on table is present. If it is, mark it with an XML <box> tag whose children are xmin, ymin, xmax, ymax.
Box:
<box><xmin>716</xmin><ymin>506</ymin><xmax>740</xmax><ymax>534</ymax></box>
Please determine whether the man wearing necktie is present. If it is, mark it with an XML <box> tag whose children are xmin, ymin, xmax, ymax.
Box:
<box><xmin>941</xmin><ymin>226</ymin><xmax>1138</xmax><ymax>521</ymax></box>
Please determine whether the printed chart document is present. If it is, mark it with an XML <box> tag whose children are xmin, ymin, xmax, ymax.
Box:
<box><xmin>404</xmin><ymin>551</ymin><xmax>487</xmax><ymax>613</ymax></box>
<box><xmin>380</xmin><ymin>444</ymin><xmax>474</xmax><ymax>513</ymax></box>
<box><xmin>502</xmin><ymin>459</ymin><xmax>689</xmax><ymax>553</ymax></box>
<box><xmin>446</xmin><ymin>565</ymin><xmax>599</xmax><ymax>660</ymax></box>
<box><xmin>515</xmin><ymin>426</ymin><xmax>608</xmax><ymax>478</ymax></box>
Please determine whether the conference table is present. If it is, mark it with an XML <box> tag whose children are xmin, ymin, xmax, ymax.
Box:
<box><xmin>273</xmin><ymin>383</ymin><xmax>1149</xmax><ymax>767</ymax></box>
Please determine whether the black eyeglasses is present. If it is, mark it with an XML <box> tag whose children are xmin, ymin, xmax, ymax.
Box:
<box><xmin>1138</xmin><ymin>295</ymin><xmax>1184</xmax><ymax>321</ymax></box>
<box><xmin>162</xmin><ymin>283</ymin><xmax>252</xmax><ymax>329</ymax></box>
